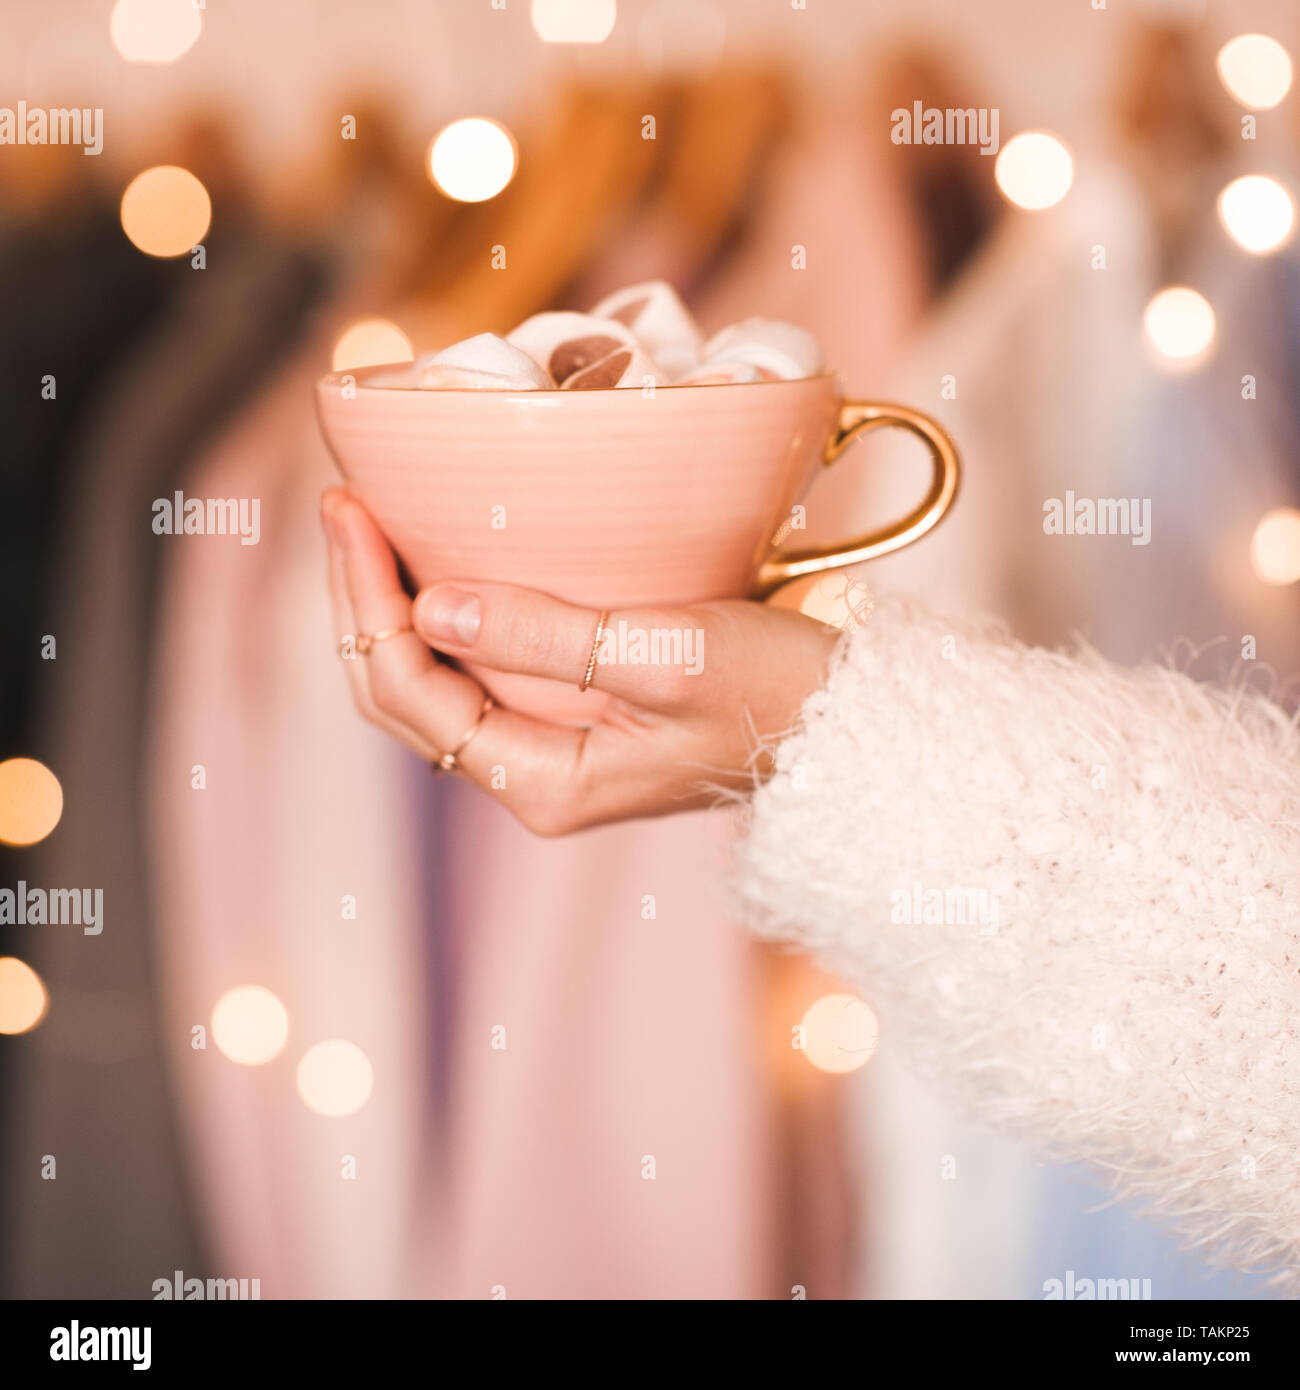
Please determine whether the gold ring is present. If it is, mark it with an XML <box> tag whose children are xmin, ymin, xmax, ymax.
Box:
<box><xmin>579</xmin><ymin>610</ymin><xmax>609</xmax><ymax>692</ymax></box>
<box><xmin>354</xmin><ymin>625</ymin><xmax>413</xmax><ymax>655</ymax></box>
<box><xmin>434</xmin><ymin>694</ymin><xmax>495</xmax><ymax>774</ymax></box>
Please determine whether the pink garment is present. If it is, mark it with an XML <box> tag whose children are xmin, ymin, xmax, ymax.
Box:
<box><xmin>434</xmin><ymin>776</ymin><xmax>773</xmax><ymax>1298</ymax></box>
<box><xmin>147</xmin><ymin>349</ymin><xmax>774</xmax><ymax>1297</ymax></box>
<box><xmin>688</xmin><ymin>99</ymin><xmax>927</xmax><ymax>392</ymax></box>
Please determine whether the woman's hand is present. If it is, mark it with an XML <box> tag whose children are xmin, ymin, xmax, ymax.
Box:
<box><xmin>322</xmin><ymin>487</ymin><xmax>842</xmax><ymax>833</ymax></box>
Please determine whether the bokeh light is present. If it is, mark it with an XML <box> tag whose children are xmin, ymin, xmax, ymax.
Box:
<box><xmin>1216</xmin><ymin>34</ymin><xmax>1293</xmax><ymax>110</ymax></box>
<box><xmin>799</xmin><ymin>993</ymin><xmax>879</xmax><ymax>1075</ymax></box>
<box><xmin>531</xmin><ymin>0</ymin><xmax>617</xmax><ymax>44</ymax></box>
<box><xmin>0</xmin><ymin>958</ymin><xmax>49</xmax><ymax>1036</ymax></box>
<box><xmin>109</xmin><ymin>0</ymin><xmax>203</xmax><ymax>63</ymax></box>
<box><xmin>428</xmin><ymin>118</ymin><xmax>517</xmax><ymax>202</ymax></box>
<box><xmin>0</xmin><ymin>757</ymin><xmax>63</xmax><ymax>847</ymax></box>
<box><xmin>211</xmin><ymin>985</ymin><xmax>289</xmax><ymax>1066</ymax></box>
<box><xmin>1250</xmin><ymin>507</ymin><xmax>1300</xmax><ymax>586</ymax></box>
<box><xmin>1217</xmin><ymin>175</ymin><xmax>1295</xmax><ymax>255</ymax></box>
<box><xmin>1143</xmin><ymin>287</ymin><xmax>1216</xmax><ymax>365</ymax></box>
<box><xmin>994</xmin><ymin>132</ymin><xmax>1073</xmax><ymax>211</ymax></box>
<box><xmin>120</xmin><ymin>165</ymin><xmax>211</xmax><ymax>257</ymax></box>
<box><xmin>296</xmin><ymin>1039</ymin><xmax>374</xmax><ymax>1116</ymax></box>
<box><xmin>331</xmin><ymin>318</ymin><xmax>413</xmax><ymax>371</ymax></box>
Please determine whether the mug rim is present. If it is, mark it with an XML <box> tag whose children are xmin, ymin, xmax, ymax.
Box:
<box><xmin>316</xmin><ymin>363</ymin><xmax>840</xmax><ymax>395</ymax></box>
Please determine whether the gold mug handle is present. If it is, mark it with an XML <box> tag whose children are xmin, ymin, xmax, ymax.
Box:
<box><xmin>752</xmin><ymin>400</ymin><xmax>960</xmax><ymax>600</ymax></box>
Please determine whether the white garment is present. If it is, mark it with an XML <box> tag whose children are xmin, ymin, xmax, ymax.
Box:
<box><xmin>735</xmin><ymin>594</ymin><xmax>1300</xmax><ymax>1284</ymax></box>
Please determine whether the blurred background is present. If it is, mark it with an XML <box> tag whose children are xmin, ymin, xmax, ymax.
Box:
<box><xmin>1</xmin><ymin>0</ymin><xmax>1298</xmax><ymax>1299</ymax></box>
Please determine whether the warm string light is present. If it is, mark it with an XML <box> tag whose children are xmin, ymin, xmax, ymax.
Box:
<box><xmin>0</xmin><ymin>958</ymin><xmax>49</xmax><ymax>1035</ymax></box>
<box><xmin>331</xmin><ymin>318</ymin><xmax>413</xmax><ymax>372</ymax></box>
<box><xmin>427</xmin><ymin>117</ymin><xmax>517</xmax><ymax>203</ymax></box>
<box><xmin>1217</xmin><ymin>174</ymin><xmax>1295</xmax><ymax>255</ymax></box>
<box><xmin>0</xmin><ymin>757</ymin><xmax>63</xmax><ymax>846</ymax></box>
<box><xmin>120</xmin><ymin>165</ymin><xmax>211</xmax><ymax>257</ymax></box>
<box><xmin>1215</xmin><ymin>34</ymin><xmax>1293</xmax><ymax>110</ymax></box>
<box><xmin>211</xmin><ymin>985</ymin><xmax>289</xmax><ymax>1066</ymax></box>
<box><xmin>1250</xmin><ymin>508</ymin><xmax>1300</xmax><ymax>586</ymax></box>
<box><xmin>799</xmin><ymin>994</ymin><xmax>879</xmax><ymax>1075</ymax></box>
<box><xmin>296</xmin><ymin>1040</ymin><xmax>374</xmax><ymax>1116</ymax></box>
<box><xmin>531</xmin><ymin>0</ymin><xmax>617</xmax><ymax>44</ymax></box>
<box><xmin>210</xmin><ymin>987</ymin><xmax>373</xmax><ymax>1115</ymax></box>
<box><xmin>1142</xmin><ymin>286</ymin><xmax>1216</xmax><ymax>368</ymax></box>
<box><xmin>109</xmin><ymin>0</ymin><xmax>202</xmax><ymax>64</ymax></box>
<box><xmin>994</xmin><ymin>132</ymin><xmax>1073</xmax><ymax>211</ymax></box>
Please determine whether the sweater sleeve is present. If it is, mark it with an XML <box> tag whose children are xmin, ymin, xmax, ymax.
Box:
<box><xmin>733</xmin><ymin>593</ymin><xmax>1300</xmax><ymax>1280</ymax></box>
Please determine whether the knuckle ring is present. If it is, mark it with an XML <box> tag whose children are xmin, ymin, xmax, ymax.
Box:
<box><xmin>353</xmin><ymin>625</ymin><xmax>413</xmax><ymax>655</ymax></box>
<box><xmin>579</xmin><ymin>610</ymin><xmax>609</xmax><ymax>692</ymax></box>
<box><xmin>434</xmin><ymin>694</ymin><xmax>495</xmax><ymax>774</ymax></box>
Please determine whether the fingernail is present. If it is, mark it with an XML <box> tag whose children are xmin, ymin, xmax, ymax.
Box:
<box><xmin>416</xmin><ymin>586</ymin><xmax>481</xmax><ymax>645</ymax></box>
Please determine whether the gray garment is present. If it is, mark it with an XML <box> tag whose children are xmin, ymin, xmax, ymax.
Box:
<box><xmin>2</xmin><ymin>233</ymin><xmax>324</xmax><ymax>1296</ymax></box>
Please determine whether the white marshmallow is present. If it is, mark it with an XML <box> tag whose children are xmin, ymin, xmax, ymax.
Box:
<box><xmin>588</xmin><ymin>280</ymin><xmax>703</xmax><ymax>380</ymax></box>
<box><xmin>415</xmin><ymin>332</ymin><xmax>552</xmax><ymax>389</ymax></box>
<box><xmin>505</xmin><ymin>312</ymin><xmax>638</xmax><ymax>385</ymax></box>
<box><xmin>702</xmin><ymin>317</ymin><xmax>825</xmax><ymax>380</ymax></box>
<box><xmin>675</xmin><ymin>360</ymin><xmax>762</xmax><ymax>386</ymax></box>
<box><xmin>562</xmin><ymin>346</ymin><xmax>669</xmax><ymax>390</ymax></box>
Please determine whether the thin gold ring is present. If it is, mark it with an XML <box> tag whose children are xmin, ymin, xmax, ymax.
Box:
<box><xmin>354</xmin><ymin>625</ymin><xmax>413</xmax><ymax>655</ymax></box>
<box><xmin>434</xmin><ymin>694</ymin><xmax>495</xmax><ymax>774</ymax></box>
<box><xmin>579</xmin><ymin>610</ymin><xmax>610</xmax><ymax>692</ymax></box>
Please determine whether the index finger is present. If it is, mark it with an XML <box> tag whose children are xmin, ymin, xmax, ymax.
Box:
<box><xmin>412</xmin><ymin>581</ymin><xmax>708</xmax><ymax>711</ymax></box>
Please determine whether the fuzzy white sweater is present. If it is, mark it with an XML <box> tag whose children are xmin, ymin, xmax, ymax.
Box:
<box><xmin>735</xmin><ymin>595</ymin><xmax>1300</xmax><ymax>1282</ymax></box>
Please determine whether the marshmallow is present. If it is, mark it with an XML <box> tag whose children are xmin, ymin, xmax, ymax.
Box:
<box><xmin>562</xmin><ymin>346</ymin><xmax>669</xmax><ymax>390</ymax></box>
<box><xmin>702</xmin><ymin>317</ymin><xmax>824</xmax><ymax>380</ymax></box>
<box><xmin>399</xmin><ymin>294</ymin><xmax>827</xmax><ymax>393</ymax></box>
<box><xmin>588</xmin><ymin>280</ymin><xmax>703</xmax><ymax>380</ymax></box>
<box><xmin>675</xmin><ymin>360</ymin><xmax>762</xmax><ymax>386</ymax></box>
<box><xmin>505</xmin><ymin>312</ymin><xmax>638</xmax><ymax>386</ymax></box>
<box><xmin>414</xmin><ymin>332</ymin><xmax>553</xmax><ymax>390</ymax></box>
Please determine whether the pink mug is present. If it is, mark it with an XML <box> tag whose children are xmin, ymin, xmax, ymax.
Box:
<box><xmin>316</xmin><ymin>367</ymin><xmax>959</xmax><ymax>725</ymax></box>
